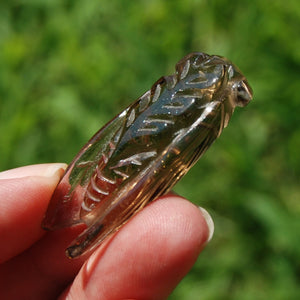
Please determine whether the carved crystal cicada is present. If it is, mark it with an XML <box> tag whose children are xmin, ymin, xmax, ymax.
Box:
<box><xmin>42</xmin><ymin>52</ymin><xmax>252</xmax><ymax>258</ymax></box>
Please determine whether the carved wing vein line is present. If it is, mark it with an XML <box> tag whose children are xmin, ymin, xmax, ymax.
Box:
<box><xmin>81</xmin><ymin>200</ymin><xmax>93</xmax><ymax>212</ymax></box>
<box><xmin>180</xmin><ymin>59</ymin><xmax>190</xmax><ymax>80</ymax></box>
<box><xmin>144</xmin><ymin>117</ymin><xmax>175</xmax><ymax>125</ymax></box>
<box><xmin>113</xmin><ymin>169</ymin><xmax>130</xmax><ymax>178</ymax></box>
<box><xmin>110</xmin><ymin>151</ymin><xmax>157</xmax><ymax>169</ymax></box>
<box><xmin>86</xmin><ymin>189</ymin><xmax>102</xmax><ymax>203</ymax></box>
<box><xmin>90</xmin><ymin>174</ymin><xmax>109</xmax><ymax>195</ymax></box>
<box><xmin>152</xmin><ymin>84</ymin><xmax>161</xmax><ymax>102</ymax></box>
<box><xmin>96</xmin><ymin>166</ymin><xmax>116</xmax><ymax>184</ymax></box>
<box><xmin>137</xmin><ymin>127</ymin><xmax>159</xmax><ymax>133</ymax></box>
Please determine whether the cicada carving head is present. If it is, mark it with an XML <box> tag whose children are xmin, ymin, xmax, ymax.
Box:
<box><xmin>175</xmin><ymin>52</ymin><xmax>252</xmax><ymax>110</ymax></box>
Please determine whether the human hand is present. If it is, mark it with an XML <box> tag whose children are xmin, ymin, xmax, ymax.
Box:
<box><xmin>0</xmin><ymin>163</ymin><xmax>214</xmax><ymax>300</ymax></box>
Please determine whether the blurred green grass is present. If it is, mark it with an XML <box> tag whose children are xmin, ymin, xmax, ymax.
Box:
<box><xmin>0</xmin><ymin>0</ymin><xmax>299</xmax><ymax>299</ymax></box>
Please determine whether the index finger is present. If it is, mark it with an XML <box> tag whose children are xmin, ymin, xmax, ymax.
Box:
<box><xmin>0</xmin><ymin>163</ymin><xmax>66</xmax><ymax>262</ymax></box>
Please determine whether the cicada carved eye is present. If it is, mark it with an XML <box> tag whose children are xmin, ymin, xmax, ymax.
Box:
<box><xmin>235</xmin><ymin>80</ymin><xmax>253</xmax><ymax>107</ymax></box>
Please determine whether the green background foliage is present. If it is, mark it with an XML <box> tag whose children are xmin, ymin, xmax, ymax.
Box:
<box><xmin>0</xmin><ymin>0</ymin><xmax>299</xmax><ymax>299</ymax></box>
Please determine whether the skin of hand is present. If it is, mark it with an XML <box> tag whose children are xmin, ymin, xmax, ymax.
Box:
<box><xmin>0</xmin><ymin>163</ymin><xmax>214</xmax><ymax>300</ymax></box>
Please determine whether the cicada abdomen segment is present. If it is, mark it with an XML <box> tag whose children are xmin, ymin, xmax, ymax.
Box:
<box><xmin>42</xmin><ymin>52</ymin><xmax>253</xmax><ymax>258</ymax></box>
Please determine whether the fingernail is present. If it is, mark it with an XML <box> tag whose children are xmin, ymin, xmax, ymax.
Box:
<box><xmin>0</xmin><ymin>163</ymin><xmax>67</xmax><ymax>179</ymax></box>
<box><xmin>198</xmin><ymin>206</ymin><xmax>214</xmax><ymax>243</ymax></box>
<box><xmin>40</xmin><ymin>163</ymin><xmax>68</xmax><ymax>178</ymax></box>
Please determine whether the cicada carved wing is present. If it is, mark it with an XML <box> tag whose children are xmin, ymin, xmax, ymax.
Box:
<box><xmin>42</xmin><ymin>109</ymin><xmax>129</xmax><ymax>229</ymax></box>
<box><xmin>42</xmin><ymin>52</ymin><xmax>252</xmax><ymax>258</ymax></box>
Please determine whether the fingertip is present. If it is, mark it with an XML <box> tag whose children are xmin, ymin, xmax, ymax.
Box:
<box><xmin>0</xmin><ymin>164</ymin><xmax>67</xmax><ymax>262</ymax></box>
<box><xmin>142</xmin><ymin>195</ymin><xmax>212</xmax><ymax>255</ymax></box>
<box><xmin>0</xmin><ymin>163</ymin><xmax>67</xmax><ymax>180</ymax></box>
<box><xmin>67</xmin><ymin>195</ymin><xmax>211</xmax><ymax>299</ymax></box>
